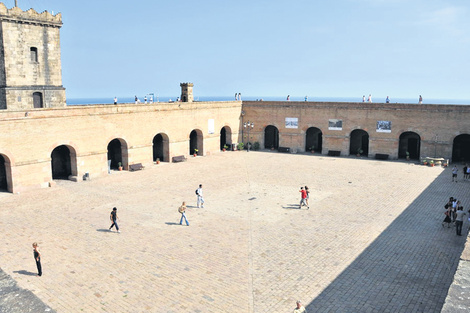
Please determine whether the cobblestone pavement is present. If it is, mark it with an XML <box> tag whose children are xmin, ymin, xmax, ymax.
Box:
<box><xmin>0</xmin><ymin>152</ymin><xmax>468</xmax><ymax>312</ymax></box>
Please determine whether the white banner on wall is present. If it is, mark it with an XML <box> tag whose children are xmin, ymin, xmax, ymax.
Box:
<box><xmin>208</xmin><ymin>119</ymin><xmax>215</xmax><ymax>134</ymax></box>
<box><xmin>285</xmin><ymin>117</ymin><xmax>298</xmax><ymax>129</ymax></box>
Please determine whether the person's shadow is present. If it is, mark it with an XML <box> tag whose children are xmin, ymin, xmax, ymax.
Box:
<box><xmin>96</xmin><ymin>228</ymin><xmax>112</xmax><ymax>232</ymax></box>
<box><xmin>282</xmin><ymin>203</ymin><xmax>302</xmax><ymax>209</ymax></box>
<box><xmin>13</xmin><ymin>270</ymin><xmax>37</xmax><ymax>276</ymax></box>
<box><xmin>165</xmin><ymin>222</ymin><xmax>180</xmax><ymax>226</ymax></box>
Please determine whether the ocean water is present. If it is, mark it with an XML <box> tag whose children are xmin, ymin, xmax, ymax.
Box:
<box><xmin>66</xmin><ymin>96</ymin><xmax>470</xmax><ymax>106</ymax></box>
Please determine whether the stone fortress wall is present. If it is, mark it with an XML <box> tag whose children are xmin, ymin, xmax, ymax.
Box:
<box><xmin>242</xmin><ymin>101</ymin><xmax>470</xmax><ymax>160</ymax></box>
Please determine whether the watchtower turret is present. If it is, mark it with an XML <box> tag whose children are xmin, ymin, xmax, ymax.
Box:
<box><xmin>180</xmin><ymin>82</ymin><xmax>194</xmax><ymax>103</ymax></box>
<box><xmin>0</xmin><ymin>3</ymin><xmax>66</xmax><ymax>110</ymax></box>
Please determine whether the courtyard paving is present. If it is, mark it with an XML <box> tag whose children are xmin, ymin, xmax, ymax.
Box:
<box><xmin>0</xmin><ymin>151</ymin><xmax>468</xmax><ymax>313</ymax></box>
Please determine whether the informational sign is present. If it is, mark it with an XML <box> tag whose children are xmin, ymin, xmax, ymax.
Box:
<box><xmin>285</xmin><ymin>117</ymin><xmax>298</xmax><ymax>129</ymax></box>
<box><xmin>208</xmin><ymin>119</ymin><xmax>215</xmax><ymax>134</ymax></box>
<box><xmin>376</xmin><ymin>120</ymin><xmax>391</xmax><ymax>133</ymax></box>
<box><xmin>328</xmin><ymin>119</ymin><xmax>343</xmax><ymax>130</ymax></box>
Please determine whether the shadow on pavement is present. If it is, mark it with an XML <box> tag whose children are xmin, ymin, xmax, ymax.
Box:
<box><xmin>305</xmin><ymin>168</ymin><xmax>468</xmax><ymax>312</ymax></box>
<box><xmin>165</xmin><ymin>222</ymin><xmax>180</xmax><ymax>226</ymax></box>
<box><xmin>96</xmin><ymin>228</ymin><xmax>112</xmax><ymax>232</ymax></box>
<box><xmin>13</xmin><ymin>270</ymin><xmax>37</xmax><ymax>276</ymax></box>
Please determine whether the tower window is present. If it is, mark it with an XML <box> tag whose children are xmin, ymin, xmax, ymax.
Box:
<box><xmin>30</xmin><ymin>47</ymin><xmax>38</xmax><ymax>62</ymax></box>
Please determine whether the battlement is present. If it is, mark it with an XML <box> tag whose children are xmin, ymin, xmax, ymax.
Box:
<box><xmin>0</xmin><ymin>2</ymin><xmax>62</xmax><ymax>27</ymax></box>
<box><xmin>180</xmin><ymin>82</ymin><xmax>194</xmax><ymax>87</ymax></box>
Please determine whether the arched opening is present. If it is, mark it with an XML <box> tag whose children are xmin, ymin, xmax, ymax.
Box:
<box><xmin>305</xmin><ymin>127</ymin><xmax>323</xmax><ymax>153</ymax></box>
<box><xmin>220</xmin><ymin>126</ymin><xmax>232</xmax><ymax>150</ymax></box>
<box><xmin>398</xmin><ymin>132</ymin><xmax>421</xmax><ymax>160</ymax></box>
<box><xmin>452</xmin><ymin>134</ymin><xmax>470</xmax><ymax>163</ymax></box>
<box><xmin>264</xmin><ymin>125</ymin><xmax>279</xmax><ymax>149</ymax></box>
<box><xmin>107</xmin><ymin>138</ymin><xmax>128</xmax><ymax>170</ymax></box>
<box><xmin>189</xmin><ymin>129</ymin><xmax>203</xmax><ymax>155</ymax></box>
<box><xmin>0</xmin><ymin>154</ymin><xmax>12</xmax><ymax>192</ymax></box>
<box><xmin>152</xmin><ymin>133</ymin><xmax>170</xmax><ymax>162</ymax></box>
<box><xmin>33</xmin><ymin>92</ymin><xmax>43</xmax><ymax>108</ymax></box>
<box><xmin>350</xmin><ymin>129</ymin><xmax>369</xmax><ymax>156</ymax></box>
<box><xmin>51</xmin><ymin>145</ymin><xmax>72</xmax><ymax>179</ymax></box>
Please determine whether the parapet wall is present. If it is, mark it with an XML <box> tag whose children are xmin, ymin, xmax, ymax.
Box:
<box><xmin>0</xmin><ymin>2</ymin><xmax>62</xmax><ymax>27</ymax></box>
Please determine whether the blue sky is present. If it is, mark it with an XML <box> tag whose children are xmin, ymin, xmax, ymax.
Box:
<box><xmin>10</xmin><ymin>0</ymin><xmax>470</xmax><ymax>100</ymax></box>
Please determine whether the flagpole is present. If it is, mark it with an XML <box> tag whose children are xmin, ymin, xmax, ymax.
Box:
<box><xmin>15</xmin><ymin>1</ymin><xmax>18</xmax><ymax>7</ymax></box>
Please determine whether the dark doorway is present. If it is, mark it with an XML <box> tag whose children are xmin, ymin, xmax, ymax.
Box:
<box><xmin>189</xmin><ymin>129</ymin><xmax>203</xmax><ymax>155</ymax></box>
<box><xmin>0</xmin><ymin>154</ymin><xmax>7</xmax><ymax>191</ymax></box>
<box><xmin>452</xmin><ymin>134</ymin><xmax>470</xmax><ymax>163</ymax></box>
<box><xmin>305</xmin><ymin>127</ymin><xmax>323</xmax><ymax>153</ymax></box>
<box><xmin>350</xmin><ymin>129</ymin><xmax>369</xmax><ymax>156</ymax></box>
<box><xmin>107</xmin><ymin>139</ymin><xmax>123</xmax><ymax>170</ymax></box>
<box><xmin>33</xmin><ymin>92</ymin><xmax>43</xmax><ymax>108</ymax></box>
<box><xmin>264</xmin><ymin>125</ymin><xmax>279</xmax><ymax>149</ymax></box>
<box><xmin>51</xmin><ymin>145</ymin><xmax>72</xmax><ymax>179</ymax></box>
<box><xmin>220</xmin><ymin>126</ymin><xmax>232</xmax><ymax>150</ymax></box>
<box><xmin>153</xmin><ymin>134</ymin><xmax>164</xmax><ymax>162</ymax></box>
<box><xmin>398</xmin><ymin>132</ymin><xmax>421</xmax><ymax>159</ymax></box>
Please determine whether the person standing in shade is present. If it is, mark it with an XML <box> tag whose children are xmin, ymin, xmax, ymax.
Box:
<box><xmin>114</xmin><ymin>96</ymin><xmax>117</xmax><ymax>105</ymax></box>
<box><xmin>455</xmin><ymin>206</ymin><xmax>466</xmax><ymax>236</ymax></box>
<box><xmin>419</xmin><ymin>95</ymin><xmax>423</xmax><ymax>104</ymax></box>
<box><xmin>386</xmin><ymin>96</ymin><xmax>390</xmax><ymax>103</ymax></box>
<box><xmin>299</xmin><ymin>187</ymin><xmax>308</xmax><ymax>209</ymax></box>
<box><xmin>32</xmin><ymin>242</ymin><xmax>42</xmax><ymax>277</ymax></box>
<box><xmin>293</xmin><ymin>300</ymin><xmax>306</xmax><ymax>313</ymax></box>
<box><xmin>368</xmin><ymin>94</ymin><xmax>372</xmax><ymax>102</ymax></box>
<box><xmin>109</xmin><ymin>207</ymin><xmax>120</xmax><ymax>233</ymax></box>
<box><xmin>178</xmin><ymin>201</ymin><xmax>189</xmax><ymax>226</ymax></box>
<box><xmin>452</xmin><ymin>166</ymin><xmax>458</xmax><ymax>182</ymax></box>
<box><xmin>196</xmin><ymin>184</ymin><xmax>204</xmax><ymax>208</ymax></box>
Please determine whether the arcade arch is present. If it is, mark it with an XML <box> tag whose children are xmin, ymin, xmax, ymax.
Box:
<box><xmin>452</xmin><ymin>134</ymin><xmax>470</xmax><ymax>163</ymax></box>
<box><xmin>0</xmin><ymin>154</ymin><xmax>12</xmax><ymax>192</ymax></box>
<box><xmin>350</xmin><ymin>129</ymin><xmax>369</xmax><ymax>156</ymax></box>
<box><xmin>107</xmin><ymin>138</ymin><xmax>128</xmax><ymax>170</ymax></box>
<box><xmin>153</xmin><ymin>133</ymin><xmax>170</xmax><ymax>162</ymax></box>
<box><xmin>398</xmin><ymin>132</ymin><xmax>421</xmax><ymax>160</ymax></box>
<box><xmin>220</xmin><ymin>126</ymin><xmax>232</xmax><ymax>150</ymax></box>
<box><xmin>190</xmin><ymin>129</ymin><xmax>203</xmax><ymax>155</ymax></box>
<box><xmin>51</xmin><ymin>145</ymin><xmax>77</xmax><ymax>180</ymax></box>
<box><xmin>264</xmin><ymin>125</ymin><xmax>279</xmax><ymax>149</ymax></box>
<box><xmin>305</xmin><ymin>127</ymin><xmax>323</xmax><ymax>153</ymax></box>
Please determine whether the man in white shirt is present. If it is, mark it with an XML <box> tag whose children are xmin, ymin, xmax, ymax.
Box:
<box><xmin>196</xmin><ymin>184</ymin><xmax>204</xmax><ymax>208</ymax></box>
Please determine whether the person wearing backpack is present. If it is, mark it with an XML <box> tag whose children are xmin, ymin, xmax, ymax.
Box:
<box><xmin>178</xmin><ymin>201</ymin><xmax>189</xmax><ymax>226</ymax></box>
<box><xmin>196</xmin><ymin>184</ymin><xmax>204</xmax><ymax>208</ymax></box>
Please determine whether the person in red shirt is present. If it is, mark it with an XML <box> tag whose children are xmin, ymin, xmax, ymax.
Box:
<box><xmin>299</xmin><ymin>187</ymin><xmax>309</xmax><ymax>209</ymax></box>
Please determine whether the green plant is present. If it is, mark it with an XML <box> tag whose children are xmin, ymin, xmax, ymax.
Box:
<box><xmin>356</xmin><ymin>148</ymin><xmax>363</xmax><ymax>155</ymax></box>
<box><xmin>310</xmin><ymin>145</ymin><xmax>315</xmax><ymax>151</ymax></box>
<box><xmin>253</xmin><ymin>142</ymin><xmax>260</xmax><ymax>151</ymax></box>
<box><xmin>406</xmin><ymin>151</ymin><xmax>410</xmax><ymax>156</ymax></box>
<box><xmin>118</xmin><ymin>162</ymin><xmax>122</xmax><ymax>167</ymax></box>
<box><xmin>237</xmin><ymin>142</ymin><xmax>244</xmax><ymax>150</ymax></box>
<box><xmin>194</xmin><ymin>149</ymin><xmax>198</xmax><ymax>153</ymax></box>
<box><xmin>223</xmin><ymin>144</ymin><xmax>229</xmax><ymax>150</ymax></box>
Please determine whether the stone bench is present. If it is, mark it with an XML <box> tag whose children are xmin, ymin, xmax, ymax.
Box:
<box><xmin>375</xmin><ymin>153</ymin><xmax>389</xmax><ymax>160</ymax></box>
<box><xmin>278</xmin><ymin>147</ymin><xmax>290</xmax><ymax>153</ymax></box>
<box><xmin>172</xmin><ymin>155</ymin><xmax>187</xmax><ymax>163</ymax></box>
<box><xmin>328</xmin><ymin>150</ymin><xmax>341</xmax><ymax>156</ymax></box>
<box><xmin>129</xmin><ymin>163</ymin><xmax>144</xmax><ymax>171</ymax></box>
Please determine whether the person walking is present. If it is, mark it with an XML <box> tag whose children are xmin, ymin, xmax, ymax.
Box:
<box><xmin>293</xmin><ymin>300</ymin><xmax>307</xmax><ymax>313</ymax></box>
<box><xmin>178</xmin><ymin>201</ymin><xmax>189</xmax><ymax>226</ymax></box>
<box><xmin>368</xmin><ymin>94</ymin><xmax>372</xmax><ymax>103</ymax></box>
<box><xmin>386</xmin><ymin>96</ymin><xmax>390</xmax><ymax>103</ymax></box>
<box><xmin>455</xmin><ymin>206</ymin><xmax>466</xmax><ymax>236</ymax></box>
<box><xmin>32</xmin><ymin>242</ymin><xmax>42</xmax><ymax>277</ymax></box>
<box><xmin>299</xmin><ymin>187</ymin><xmax>309</xmax><ymax>209</ymax></box>
<box><xmin>419</xmin><ymin>95</ymin><xmax>423</xmax><ymax>104</ymax></box>
<box><xmin>113</xmin><ymin>96</ymin><xmax>117</xmax><ymax>105</ymax></box>
<box><xmin>362</xmin><ymin>95</ymin><xmax>366</xmax><ymax>102</ymax></box>
<box><xmin>305</xmin><ymin>186</ymin><xmax>310</xmax><ymax>207</ymax></box>
<box><xmin>109</xmin><ymin>207</ymin><xmax>120</xmax><ymax>233</ymax></box>
<box><xmin>452</xmin><ymin>166</ymin><xmax>458</xmax><ymax>182</ymax></box>
<box><xmin>196</xmin><ymin>184</ymin><xmax>204</xmax><ymax>208</ymax></box>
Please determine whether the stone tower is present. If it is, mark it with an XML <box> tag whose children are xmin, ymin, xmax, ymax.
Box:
<box><xmin>0</xmin><ymin>3</ymin><xmax>66</xmax><ymax>110</ymax></box>
<box><xmin>180</xmin><ymin>82</ymin><xmax>194</xmax><ymax>102</ymax></box>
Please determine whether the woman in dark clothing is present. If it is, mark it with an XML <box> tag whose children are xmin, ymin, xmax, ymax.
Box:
<box><xmin>32</xmin><ymin>242</ymin><xmax>42</xmax><ymax>276</ymax></box>
<box><xmin>442</xmin><ymin>203</ymin><xmax>452</xmax><ymax>228</ymax></box>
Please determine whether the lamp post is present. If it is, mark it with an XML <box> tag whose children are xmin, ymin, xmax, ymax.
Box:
<box><xmin>434</xmin><ymin>134</ymin><xmax>438</xmax><ymax>158</ymax></box>
<box><xmin>244</xmin><ymin>121</ymin><xmax>254</xmax><ymax>152</ymax></box>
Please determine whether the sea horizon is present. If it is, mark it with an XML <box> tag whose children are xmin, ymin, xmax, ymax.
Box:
<box><xmin>66</xmin><ymin>96</ymin><xmax>470</xmax><ymax>106</ymax></box>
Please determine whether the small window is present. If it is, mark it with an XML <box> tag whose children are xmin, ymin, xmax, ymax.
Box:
<box><xmin>30</xmin><ymin>47</ymin><xmax>38</xmax><ymax>62</ymax></box>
